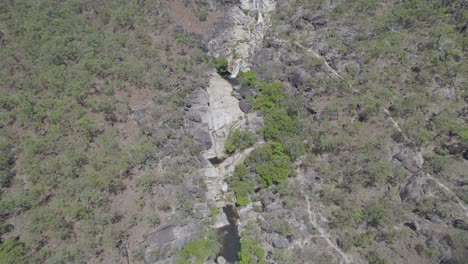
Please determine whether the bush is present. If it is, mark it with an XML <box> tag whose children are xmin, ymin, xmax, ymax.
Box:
<box><xmin>363</xmin><ymin>195</ymin><xmax>402</xmax><ymax>228</ymax></box>
<box><xmin>212</xmin><ymin>57</ymin><xmax>228</xmax><ymax>74</ymax></box>
<box><xmin>225</xmin><ymin>129</ymin><xmax>256</xmax><ymax>154</ymax></box>
<box><xmin>175</xmin><ymin>237</ymin><xmax>220</xmax><ymax>264</ymax></box>
<box><xmin>239</xmin><ymin>70</ymin><xmax>258</xmax><ymax>87</ymax></box>
<box><xmin>231</xmin><ymin>179</ymin><xmax>255</xmax><ymax>206</ymax></box>
<box><xmin>238</xmin><ymin>238</ymin><xmax>265</xmax><ymax>264</ymax></box>
<box><xmin>0</xmin><ymin>139</ymin><xmax>15</xmax><ymax>188</ymax></box>
<box><xmin>248</xmin><ymin>142</ymin><xmax>294</xmax><ymax>188</ymax></box>
<box><xmin>0</xmin><ymin>238</ymin><xmax>27</xmax><ymax>264</ymax></box>
<box><xmin>367</xmin><ymin>252</ymin><xmax>391</xmax><ymax>264</ymax></box>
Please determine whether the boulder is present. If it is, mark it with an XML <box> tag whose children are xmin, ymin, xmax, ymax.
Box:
<box><xmin>132</xmin><ymin>108</ymin><xmax>146</xmax><ymax>121</ymax></box>
<box><xmin>194</xmin><ymin>128</ymin><xmax>212</xmax><ymax>150</ymax></box>
<box><xmin>162</xmin><ymin>144</ymin><xmax>175</xmax><ymax>156</ymax></box>
<box><xmin>239</xmin><ymin>100</ymin><xmax>251</xmax><ymax>113</ymax></box>
<box><xmin>288</xmin><ymin>69</ymin><xmax>310</xmax><ymax>88</ymax></box>
<box><xmin>404</xmin><ymin>221</ymin><xmax>420</xmax><ymax>232</ymax></box>
<box><xmin>239</xmin><ymin>87</ymin><xmax>256</xmax><ymax>99</ymax></box>
<box><xmin>187</xmin><ymin>112</ymin><xmax>202</xmax><ymax>123</ymax></box>
<box><xmin>272</xmin><ymin>237</ymin><xmax>289</xmax><ymax>249</ymax></box>
<box><xmin>187</xmin><ymin>89</ymin><xmax>209</xmax><ymax>106</ymax></box>
<box><xmin>393</xmin><ymin>145</ymin><xmax>423</xmax><ymax>173</ymax></box>
<box><xmin>143</xmin><ymin>225</ymin><xmax>180</xmax><ymax>263</ymax></box>
<box><xmin>310</xmin><ymin>15</ymin><xmax>328</xmax><ymax>27</ymax></box>
<box><xmin>217</xmin><ymin>256</ymin><xmax>227</xmax><ymax>264</ymax></box>
<box><xmin>146</xmin><ymin>225</ymin><xmax>176</xmax><ymax>246</ymax></box>
<box><xmin>260</xmin><ymin>192</ymin><xmax>274</xmax><ymax>207</ymax></box>
<box><xmin>453</xmin><ymin>219</ymin><xmax>468</xmax><ymax>231</ymax></box>
<box><xmin>233</xmin><ymin>91</ymin><xmax>242</xmax><ymax>100</ymax></box>
<box><xmin>400</xmin><ymin>175</ymin><xmax>425</xmax><ymax>202</ymax></box>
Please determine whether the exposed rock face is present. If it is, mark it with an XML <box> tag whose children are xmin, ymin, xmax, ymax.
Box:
<box><xmin>143</xmin><ymin>223</ymin><xmax>201</xmax><ymax>264</ymax></box>
<box><xmin>239</xmin><ymin>87</ymin><xmax>256</xmax><ymax>99</ymax></box>
<box><xmin>186</xmin><ymin>72</ymin><xmax>264</xmax><ymax>220</ymax></box>
<box><xmin>239</xmin><ymin>100</ymin><xmax>251</xmax><ymax>113</ymax></box>
<box><xmin>288</xmin><ymin>69</ymin><xmax>311</xmax><ymax>88</ymax></box>
<box><xmin>142</xmin><ymin>1</ymin><xmax>274</xmax><ymax>262</ymax></box>
<box><xmin>217</xmin><ymin>256</ymin><xmax>227</xmax><ymax>264</ymax></box>
<box><xmin>202</xmin><ymin>73</ymin><xmax>245</xmax><ymax>159</ymax></box>
<box><xmin>208</xmin><ymin>0</ymin><xmax>276</xmax><ymax>73</ymax></box>
<box><xmin>400</xmin><ymin>175</ymin><xmax>426</xmax><ymax>202</ymax></box>
<box><xmin>272</xmin><ymin>236</ymin><xmax>289</xmax><ymax>249</ymax></box>
<box><xmin>392</xmin><ymin>144</ymin><xmax>424</xmax><ymax>173</ymax></box>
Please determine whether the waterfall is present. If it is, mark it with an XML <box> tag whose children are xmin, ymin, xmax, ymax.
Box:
<box><xmin>229</xmin><ymin>60</ymin><xmax>242</xmax><ymax>79</ymax></box>
<box><xmin>257</xmin><ymin>11</ymin><xmax>264</xmax><ymax>24</ymax></box>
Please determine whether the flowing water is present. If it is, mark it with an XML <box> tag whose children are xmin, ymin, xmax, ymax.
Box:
<box><xmin>200</xmin><ymin>0</ymin><xmax>276</xmax><ymax>260</ymax></box>
<box><xmin>217</xmin><ymin>205</ymin><xmax>241</xmax><ymax>263</ymax></box>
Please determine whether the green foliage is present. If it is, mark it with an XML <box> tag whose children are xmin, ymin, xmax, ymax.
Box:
<box><xmin>459</xmin><ymin>126</ymin><xmax>468</xmax><ymax>141</ymax></box>
<box><xmin>414</xmin><ymin>241</ymin><xmax>441</xmax><ymax>259</ymax></box>
<box><xmin>238</xmin><ymin>238</ymin><xmax>266</xmax><ymax>264</ymax></box>
<box><xmin>248</xmin><ymin>142</ymin><xmax>294</xmax><ymax>188</ymax></box>
<box><xmin>340</xmin><ymin>230</ymin><xmax>376</xmax><ymax>251</ymax></box>
<box><xmin>331</xmin><ymin>202</ymin><xmax>362</xmax><ymax>229</ymax></box>
<box><xmin>146</xmin><ymin>212</ymin><xmax>161</xmax><ymax>227</ymax></box>
<box><xmin>212</xmin><ymin>57</ymin><xmax>228</xmax><ymax>74</ymax></box>
<box><xmin>229</xmin><ymin>140</ymin><xmax>294</xmax><ymax>206</ymax></box>
<box><xmin>364</xmin><ymin>195</ymin><xmax>403</xmax><ymax>228</ymax></box>
<box><xmin>210</xmin><ymin>207</ymin><xmax>220</xmax><ymax>216</ymax></box>
<box><xmin>231</xmin><ymin>177</ymin><xmax>255</xmax><ymax>206</ymax></box>
<box><xmin>225</xmin><ymin>129</ymin><xmax>256</xmax><ymax>154</ymax></box>
<box><xmin>0</xmin><ymin>138</ymin><xmax>15</xmax><ymax>188</ymax></box>
<box><xmin>250</xmin><ymin>81</ymin><xmax>298</xmax><ymax>142</ymax></box>
<box><xmin>262</xmin><ymin>108</ymin><xmax>297</xmax><ymax>140</ymax></box>
<box><xmin>0</xmin><ymin>238</ymin><xmax>27</xmax><ymax>264</ymax></box>
<box><xmin>175</xmin><ymin>237</ymin><xmax>220</xmax><ymax>264</ymax></box>
<box><xmin>0</xmin><ymin>0</ymin><xmax>209</xmax><ymax>261</ymax></box>
<box><xmin>239</xmin><ymin>70</ymin><xmax>258</xmax><ymax>87</ymax></box>
<box><xmin>366</xmin><ymin>252</ymin><xmax>391</xmax><ymax>264</ymax></box>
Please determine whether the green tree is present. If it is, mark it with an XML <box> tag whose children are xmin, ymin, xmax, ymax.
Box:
<box><xmin>212</xmin><ymin>57</ymin><xmax>228</xmax><ymax>74</ymax></box>
<box><xmin>0</xmin><ymin>238</ymin><xmax>27</xmax><ymax>264</ymax></box>
<box><xmin>238</xmin><ymin>238</ymin><xmax>265</xmax><ymax>264</ymax></box>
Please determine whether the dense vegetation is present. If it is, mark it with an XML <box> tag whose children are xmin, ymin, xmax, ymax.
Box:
<box><xmin>0</xmin><ymin>0</ymin><xmax>211</xmax><ymax>262</ymax></box>
<box><xmin>174</xmin><ymin>233</ymin><xmax>220</xmax><ymax>264</ymax></box>
<box><xmin>239</xmin><ymin>0</ymin><xmax>467</xmax><ymax>262</ymax></box>
<box><xmin>1</xmin><ymin>0</ymin><xmax>466</xmax><ymax>263</ymax></box>
<box><xmin>225</xmin><ymin>129</ymin><xmax>256</xmax><ymax>154</ymax></box>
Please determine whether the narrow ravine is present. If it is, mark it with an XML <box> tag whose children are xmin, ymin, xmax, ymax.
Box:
<box><xmin>195</xmin><ymin>1</ymin><xmax>277</xmax><ymax>261</ymax></box>
<box><xmin>195</xmin><ymin>71</ymin><xmax>264</xmax><ymax>262</ymax></box>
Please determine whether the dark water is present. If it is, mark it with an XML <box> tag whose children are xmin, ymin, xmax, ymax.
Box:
<box><xmin>225</xmin><ymin>77</ymin><xmax>240</xmax><ymax>87</ymax></box>
<box><xmin>217</xmin><ymin>205</ymin><xmax>241</xmax><ymax>263</ymax></box>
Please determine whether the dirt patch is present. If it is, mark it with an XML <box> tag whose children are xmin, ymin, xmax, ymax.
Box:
<box><xmin>166</xmin><ymin>0</ymin><xmax>223</xmax><ymax>34</ymax></box>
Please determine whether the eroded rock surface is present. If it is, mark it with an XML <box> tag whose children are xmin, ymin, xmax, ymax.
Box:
<box><xmin>208</xmin><ymin>0</ymin><xmax>276</xmax><ymax>74</ymax></box>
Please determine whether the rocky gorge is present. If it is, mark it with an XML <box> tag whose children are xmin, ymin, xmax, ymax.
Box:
<box><xmin>143</xmin><ymin>1</ymin><xmax>274</xmax><ymax>262</ymax></box>
<box><xmin>142</xmin><ymin>0</ymin><xmax>468</xmax><ymax>263</ymax></box>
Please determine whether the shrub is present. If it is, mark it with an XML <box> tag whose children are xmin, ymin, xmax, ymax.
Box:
<box><xmin>363</xmin><ymin>195</ymin><xmax>402</xmax><ymax>228</ymax></box>
<box><xmin>0</xmin><ymin>238</ymin><xmax>27</xmax><ymax>264</ymax></box>
<box><xmin>231</xmin><ymin>179</ymin><xmax>255</xmax><ymax>206</ymax></box>
<box><xmin>225</xmin><ymin>129</ymin><xmax>256</xmax><ymax>154</ymax></box>
<box><xmin>175</xmin><ymin>237</ymin><xmax>220</xmax><ymax>264</ymax></box>
<box><xmin>367</xmin><ymin>252</ymin><xmax>391</xmax><ymax>264</ymax></box>
<box><xmin>238</xmin><ymin>238</ymin><xmax>266</xmax><ymax>264</ymax></box>
<box><xmin>248</xmin><ymin>142</ymin><xmax>294</xmax><ymax>188</ymax></box>
<box><xmin>0</xmin><ymin>139</ymin><xmax>15</xmax><ymax>188</ymax></box>
<box><xmin>212</xmin><ymin>57</ymin><xmax>228</xmax><ymax>74</ymax></box>
<box><xmin>239</xmin><ymin>70</ymin><xmax>258</xmax><ymax>87</ymax></box>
